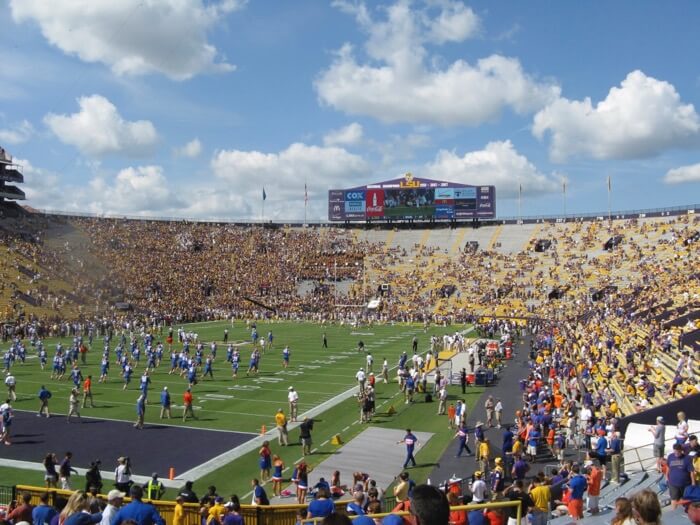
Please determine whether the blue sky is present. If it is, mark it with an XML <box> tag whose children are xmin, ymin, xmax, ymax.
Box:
<box><xmin>1</xmin><ymin>0</ymin><xmax>699</xmax><ymax>221</ymax></box>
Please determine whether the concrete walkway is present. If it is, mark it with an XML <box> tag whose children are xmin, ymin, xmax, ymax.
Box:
<box><xmin>269</xmin><ymin>426</ymin><xmax>433</xmax><ymax>504</ymax></box>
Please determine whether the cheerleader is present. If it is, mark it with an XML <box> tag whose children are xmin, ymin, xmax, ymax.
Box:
<box><xmin>258</xmin><ymin>441</ymin><xmax>271</xmax><ymax>482</ymax></box>
<box><xmin>271</xmin><ymin>455</ymin><xmax>284</xmax><ymax>497</ymax></box>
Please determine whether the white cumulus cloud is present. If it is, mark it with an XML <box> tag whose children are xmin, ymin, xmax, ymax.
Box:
<box><xmin>211</xmin><ymin>142</ymin><xmax>369</xmax><ymax>218</ymax></box>
<box><xmin>12</xmin><ymin>158</ymin><xmax>63</xmax><ymax>209</ymax></box>
<box><xmin>45</xmin><ymin>95</ymin><xmax>158</xmax><ymax>157</ymax></box>
<box><xmin>175</xmin><ymin>138</ymin><xmax>203</xmax><ymax>158</ymax></box>
<box><xmin>9</xmin><ymin>0</ymin><xmax>243</xmax><ymax>80</ymax></box>
<box><xmin>424</xmin><ymin>140</ymin><xmax>560</xmax><ymax>197</ymax></box>
<box><xmin>316</xmin><ymin>0</ymin><xmax>559</xmax><ymax>125</ymax></box>
<box><xmin>323</xmin><ymin>123</ymin><xmax>364</xmax><ymax>146</ymax></box>
<box><xmin>533</xmin><ymin>70</ymin><xmax>700</xmax><ymax>162</ymax></box>
<box><xmin>0</xmin><ymin>120</ymin><xmax>34</xmax><ymax>145</ymax></box>
<box><xmin>664</xmin><ymin>163</ymin><xmax>700</xmax><ymax>184</ymax></box>
<box><xmin>86</xmin><ymin>166</ymin><xmax>183</xmax><ymax>215</ymax></box>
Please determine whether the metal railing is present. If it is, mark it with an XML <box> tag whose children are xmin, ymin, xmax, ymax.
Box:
<box><xmin>0</xmin><ymin>485</ymin><xmax>15</xmax><ymax>506</ymax></box>
<box><xmin>299</xmin><ymin>498</ymin><xmax>522</xmax><ymax>524</ymax></box>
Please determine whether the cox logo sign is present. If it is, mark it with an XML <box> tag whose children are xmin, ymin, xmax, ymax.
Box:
<box><xmin>345</xmin><ymin>191</ymin><xmax>365</xmax><ymax>201</ymax></box>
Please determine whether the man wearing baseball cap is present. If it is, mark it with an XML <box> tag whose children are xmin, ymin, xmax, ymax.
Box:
<box><xmin>100</xmin><ymin>490</ymin><xmax>124</xmax><ymax>525</ymax></box>
<box><xmin>274</xmin><ymin>408</ymin><xmax>288</xmax><ymax>446</ymax></box>
<box><xmin>287</xmin><ymin>386</ymin><xmax>298</xmax><ymax>422</ymax></box>
<box><xmin>649</xmin><ymin>416</ymin><xmax>666</xmax><ymax>473</ymax></box>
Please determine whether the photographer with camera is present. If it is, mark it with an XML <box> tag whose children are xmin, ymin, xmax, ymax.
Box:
<box><xmin>86</xmin><ymin>460</ymin><xmax>103</xmax><ymax>493</ymax></box>
<box><xmin>115</xmin><ymin>457</ymin><xmax>132</xmax><ymax>493</ymax></box>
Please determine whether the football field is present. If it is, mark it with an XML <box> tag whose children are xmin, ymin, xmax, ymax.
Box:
<box><xmin>1</xmin><ymin>320</ymin><xmax>482</xmax><ymax>498</ymax></box>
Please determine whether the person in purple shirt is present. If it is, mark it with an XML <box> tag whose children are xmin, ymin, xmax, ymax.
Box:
<box><xmin>512</xmin><ymin>457</ymin><xmax>530</xmax><ymax>481</ymax></box>
<box><xmin>667</xmin><ymin>443</ymin><xmax>695</xmax><ymax>509</ymax></box>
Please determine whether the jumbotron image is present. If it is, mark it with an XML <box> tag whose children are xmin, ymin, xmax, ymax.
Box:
<box><xmin>0</xmin><ymin>2</ymin><xmax>699</xmax><ymax>525</ymax></box>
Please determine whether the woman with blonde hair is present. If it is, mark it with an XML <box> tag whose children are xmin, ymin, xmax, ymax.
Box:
<box><xmin>630</xmin><ymin>489</ymin><xmax>661</xmax><ymax>525</ymax></box>
<box><xmin>271</xmin><ymin>454</ymin><xmax>284</xmax><ymax>497</ymax></box>
<box><xmin>611</xmin><ymin>497</ymin><xmax>634</xmax><ymax>525</ymax></box>
<box><xmin>676</xmin><ymin>412</ymin><xmax>689</xmax><ymax>445</ymax></box>
<box><xmin>58</xmin><ymin>491</ymin><xmax>102</xmax><ymax>525</ymax></box>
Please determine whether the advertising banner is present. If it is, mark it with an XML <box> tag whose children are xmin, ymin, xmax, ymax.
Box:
<box><xmin>434</xmin><ymin>187</ymin><xmax>454</xmax><ymax>205</ymax></box>
<box><xmin>366</xmin><ymin>189</ymin><xmax>385</xmax><ymax>217</ymax></box>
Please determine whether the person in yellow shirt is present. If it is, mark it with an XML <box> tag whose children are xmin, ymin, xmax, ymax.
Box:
<box><xmin>275</xmin><ymin>408</ymin><xmax>288</xmax><ymax>446</ymax></box>
<box><xmin>173</xmin><ymin>496</ymin><xmax>184</xmax><ymax>525</ymax></box>
<box><xmin>512</xmin><ymin>437</ymin><xmax>523</xmax><ymax>459</ymax></box>
<box><xmin>393</xmin><ymin>472</ymin><xmax>410</xmax><ymax>502</ymax></box>
<box><xmin>528</xmin><ymin>475</ymin><xmax>551</xmax><ymax>525</ymax></box>
<box><xmin>207</xmin><ymin>497</ymin><xmax>226</xmax><ymax>525</ymax></box>
<box><xmin>478</xmin><ymin>437</ymin><xmax>491</xmax><ymax>475</ymax></box>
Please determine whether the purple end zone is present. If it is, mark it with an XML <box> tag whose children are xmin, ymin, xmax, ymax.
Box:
<box><xmin>0</xmin><ymin>411</ymin><xmax>254</xmax><ymax>477</ymax></box>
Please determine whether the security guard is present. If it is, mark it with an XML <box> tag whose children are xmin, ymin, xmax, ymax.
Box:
<box><xmin>144</xmin><ymin>473</ymin><xmax>165</xmax><ymax>500</ymax></box>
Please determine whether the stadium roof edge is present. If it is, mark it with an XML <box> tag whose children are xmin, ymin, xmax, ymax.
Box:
<box><xmin>24</xmin><ymin>203</ymin><xmax>698</xmax><ymax>227</ymax></box>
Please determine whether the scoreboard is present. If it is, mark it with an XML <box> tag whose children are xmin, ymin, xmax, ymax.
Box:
<box><xmin>328</xmin><ymin>173</ymin><xmax>496</xmax><ymax>221</ymax></box>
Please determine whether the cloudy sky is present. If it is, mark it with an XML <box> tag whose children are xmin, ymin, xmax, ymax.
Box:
<box><xmin>1</xmin><ymin>0</ymin><xmax>699</xmax><ymax>221</ymax></box>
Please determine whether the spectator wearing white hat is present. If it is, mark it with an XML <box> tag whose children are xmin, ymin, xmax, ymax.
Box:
<box><xmin>100</xmin><ymin>490</ymin><xmax>125</xmax><ymax>525</ymax></box>
<box><xmin>356</xmin><ymin>368</ymin><xmax>366</xmax><ymax>394</ymax></box>
<box><xmin>287</xmin><ymin>386</ymin><xmax>298</xmax><ymax>422</ymax></box>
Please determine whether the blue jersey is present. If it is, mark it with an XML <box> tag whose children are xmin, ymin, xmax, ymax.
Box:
<box><xmin>282</xmin><ymin>347</ymin><xmax>290</xmax><ymax>361</ymax></box>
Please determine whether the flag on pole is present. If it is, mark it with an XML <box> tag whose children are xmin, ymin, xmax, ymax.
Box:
<box><xmin>262</xmin><ymin>188</ymin><xmax>267</xmax><ymax>201</ymax></box>
<box><xmin>519</xmin><ymin>183</ymin><xmax>522</xmax><ymax>197</ymax></box>
<box><xmin>607</xmin><ymin>176</ymin><xmax>611</xmax><ymax>192</ymax></box>
<box><xmin>562</xmin><ymin>180</ymin><xmax>567</xmax><ymax>194</ymax></box>
<box><xmin>304</xmin><ymin>183</ymin><xmax>308</xmax><ymax>204</ymax></box>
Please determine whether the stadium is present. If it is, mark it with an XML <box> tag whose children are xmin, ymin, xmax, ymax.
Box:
<box><xmin>1</xmin><ymin>2</ymin><xmax>700</xmax><ymax>525</ymax></box>
<box><xmin>1</xmin><ymin>142</ymin><xmax>699</xmax><ymax>525</ymax></box>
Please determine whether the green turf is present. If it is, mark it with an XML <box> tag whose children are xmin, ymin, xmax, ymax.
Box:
<box><xmin>2</xmin><ymin>320</ymin><xmax>479</xmax><ymax>498</ymax></box>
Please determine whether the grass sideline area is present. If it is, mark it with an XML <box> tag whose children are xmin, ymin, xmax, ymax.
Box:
<box><xmin>1</xmin><ymin>320</ymin><xmax>481</xmax><ymax>499</ymax></box>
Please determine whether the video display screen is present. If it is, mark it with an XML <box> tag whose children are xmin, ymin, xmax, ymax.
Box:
<box><xmin>329</xmin><ymin>178</ymin><xmax>494</xmax><ymax>221</ymax></box>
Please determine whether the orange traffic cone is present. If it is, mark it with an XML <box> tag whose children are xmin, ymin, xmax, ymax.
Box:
<box><xmin>260</xmin><ymin>424</ymin><xmax>266</xmax><ymax>435</ymax></box>
<box><xmin>169</xmin><ymin>467</ymin><xmax>175</xmax><ymax>480</ymax></box>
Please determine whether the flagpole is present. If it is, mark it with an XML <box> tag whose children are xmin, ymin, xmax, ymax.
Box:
<box><xmin>262</xmin><ymin>187</ymin><xmax>266</xmax><ymax>224</ymax></box>
<box><xmin>304</xmin><ymin>180</ymin><xmax>308</xmax><ymax>227</ymax></box>
<box><xmin>518</xmin><ymin>183</ymin><xmax>522</xmax><ymax>224</ymax></box>
<box><xmin>563</xmin><ymin>181</ymin><xmax>567</xmax><ymax>219</ymax></box>
<box><xmin>607</xmin><ymin>176</ymin><xmax>612</xmax><ymax>228</ymax></box>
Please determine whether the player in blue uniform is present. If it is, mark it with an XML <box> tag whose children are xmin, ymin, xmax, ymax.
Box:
<box><xmin>203</xmin><ymin>357</ymin><xmax>214</xmax><ymax>379</ymax></box>
<box><xmin>38</xmin><ymin>347</ymin><xmax>48</xmax><ymax>370</ymax></box>
<box><xmin>169</xmin><ymin>351</ymin><xmax>178</xmax><ymax>374</ymax></box>
<box><xmin>99</xmin><ymin>355</ymin><xmax>110</xmax><ymax>382</ymax></box>
<box><xmin>187</xmin><ymin>365</ymin><xmax>198</xmax><ymax>388</ymax></box>
<box><xmin>122</xmin><ymin>363</ymin><xmax>133</xmax><ymax>390</ymax></box>
<box><xmin>71</xmin><ymin>366</ymin><xmax>84</xmax><ymax>388</ymax></box>
<box><xmin>226</xmin><ymin>344</ymin><xmax>233</xmax><ymax>363</ymax></box>
<box><xmin>140</xmin><ymin>371</ymin><xmax>151</xmax><ymax>399</ymax></box>
<box><xmin>282</xmin><ymin>346</ymin><xmax>291</xmax><ymax>368</ymax></box>
<box><xmin>155</xmin><ymin>343</ymin><xmax>163</xmax><ymax>366</ymax></box>
<box><xmin>3</xmin><ymin>350</ymin><xmax>13</xmax><ymax>373</ymax></box>
<box><xmin>231</xmin><ymin>350</ymin><xmax>240</xmax><ymax>378</ymax></box>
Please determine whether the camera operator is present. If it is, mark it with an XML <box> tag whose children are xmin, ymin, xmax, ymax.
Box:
<box><xmin>86</xmin><ymin>460</ymin><xmax>103</xmax><ymax>493</ymax></box>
